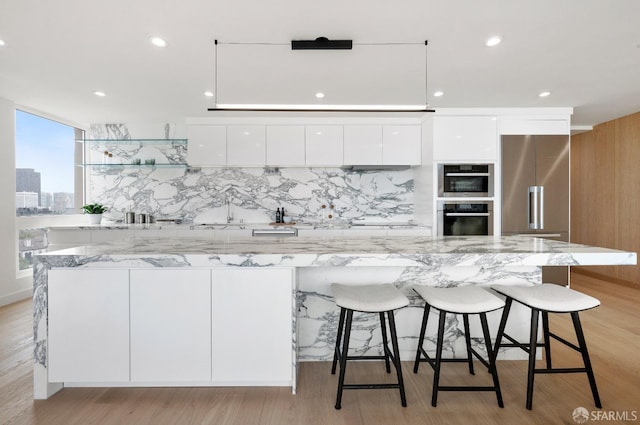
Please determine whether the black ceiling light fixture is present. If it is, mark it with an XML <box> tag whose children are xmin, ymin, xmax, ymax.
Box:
<box><xmin>291</xmin><ymin>36</ymin><xmax>353</xmax><ymax>50</ymax></box>
<box><xmin>208</xmin><ymin>39</ymin><xmax>435</xmax><ymax>113</ymax></box>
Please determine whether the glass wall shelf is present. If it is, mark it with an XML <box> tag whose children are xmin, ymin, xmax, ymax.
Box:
<box><xmin>80</xmin><ymin>163</ymin><xmax>188</xmax><ymax>167</ymax></box>
<box><xmin>84</xmin><ymin>139</ymin><xmax>187</xmax><ymax>145</ymax></box>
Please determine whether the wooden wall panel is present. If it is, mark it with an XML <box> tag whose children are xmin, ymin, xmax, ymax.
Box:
<box><xmin>571</xmin><ymin>121</ymin><xmax>617</xmax><ymax>277</ymax></box>
<box><xmin>571</xmin><ymin>112</ymin><xmax>640</xmax><ymax>284</ymax></box>
<box><xmin>615</xmin><ymin>113</ymin><xmax>640</xmax><ymax>283</ymax></box>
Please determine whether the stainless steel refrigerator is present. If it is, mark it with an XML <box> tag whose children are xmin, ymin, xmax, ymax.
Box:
<box><xmin>501</xmin><ymin>135</ymin><xmax>570</xmax><ymax>285</ymax></box>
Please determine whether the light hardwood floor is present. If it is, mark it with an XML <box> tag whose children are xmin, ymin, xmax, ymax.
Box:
<box><xmin>1</xmin><ymin>273</ymin><xmax>639</xmax><ymax>425</ymax></box>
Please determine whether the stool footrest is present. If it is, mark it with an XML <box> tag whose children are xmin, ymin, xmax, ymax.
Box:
<box><xmin>439</xmin><ymin>386</ymin><xmax>500</xmax><ymax>392</ymax></box>
<box><xmin>346</xmin><ymin>355</ymin><xmax>389</xmax><ymax>361</ymax></box>
<box><xmin>535</xmin><ymin>367</ymin><xmax>589</xmax><ymax>374</ymax></box>
<box><xmin>343</xmin><ymin>383</ymin><xmax>402</xmax><ymax>390</ymax></box>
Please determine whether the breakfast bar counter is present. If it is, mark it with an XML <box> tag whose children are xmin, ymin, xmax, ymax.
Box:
<box><xmin>33</xmin><ymin>235</ymin><xmax>636</xmax><ymax>399</ymax></box>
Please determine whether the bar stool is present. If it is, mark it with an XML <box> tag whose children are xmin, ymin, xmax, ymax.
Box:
<box><xmin>330</xmin><ymin>283</ymin><xmax>410</xmax><ymax>410</ymax></box>
<box><xmin>491</xmin><ymin>283</ymin><xmax>602</xmax><ymax>410</ymax></box>
<box><xmin>413</xmin><ymin>285</ymin><xmax>505</xmax><ymax>407</ymax></box>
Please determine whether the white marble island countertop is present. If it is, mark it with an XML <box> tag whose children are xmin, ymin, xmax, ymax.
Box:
<box><xmin>35</xmin><ymin>235</ymin><xmax>636</xmax><ymax>268</ymax></box>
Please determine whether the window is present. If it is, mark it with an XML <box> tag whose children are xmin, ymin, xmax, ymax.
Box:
<box><xmin>15</xmin><ymin>110</ymin><xmax>82</xmax><ymax>272</ymax></box>
<box><xmin>15</xmin><ymin>110</ymin><xmax>76</xmax><ymax>216</ymax></box>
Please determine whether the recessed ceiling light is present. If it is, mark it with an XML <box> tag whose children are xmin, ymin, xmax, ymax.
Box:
<box><xmin>0</xmin><ymin>39</ymin><xmax>5</xmax><ymax>46</ymax></box>
<box><xmin>315</xmin><ymin>92</ymin><xmax>325</xmax><ymax>99</ymax></box>
<box><xmin>539</xmin><ymin>91</ymin><xmax>551</xmax><ymax>97</ymax></box>
<box><xmin>485</xmin><ymin>36</ymin><xmax>502</xmax><ymax>47</ymax></box>
<box><xmin>93</xmin><ymin>91</ymin><xmax>106</xmax><ymax>97</ymax></box>
<box><xmin>204</xmin><ymin>91</ymin><xmax>214</xmax><ymax>97</ymax></box>
<box><xmin>433</xmin><ymin>91</ymin><xmax>444</xmax><ymax>97</ymax></box>
<box><xmin>150</xmin><ymin>37</ymin><xmax>168</xmax><ymax>47</ymax></box>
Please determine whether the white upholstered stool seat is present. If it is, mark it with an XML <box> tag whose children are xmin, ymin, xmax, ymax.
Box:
<box><xmin>413</xmin><ymin>285</ymin><xmax>505</xmax><ymax>408</ymax></box>
<box><xmin>491</xmin><ymin>283</ymin><xmax>600</xmax><ymax>312</ymax></box>
<box><xmin>330</xmin><ymin>283</ymin><xmax>409</xmax><ymax>409</ymax></box>
<box><xmin>491</xmin><ymin>283</ymin><xmax>602</xmax><ymax>410</ymax></box>
<box><xmin>413</xmin><ymin>285</ymin><xmax>505</xmax><ymax>314</ymax></box>
<box><xmin>331</xmin><ymin>283</ymin><xmax>410</xmax><ymax>312</ymax></box>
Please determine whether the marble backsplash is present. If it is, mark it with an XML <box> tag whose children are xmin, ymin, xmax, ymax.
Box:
<box><xmin>87</xmin><ymin>124</ymin><xmax>416</xmax><ymax>224</ymax></box>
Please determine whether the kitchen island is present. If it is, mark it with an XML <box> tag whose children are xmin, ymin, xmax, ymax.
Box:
<box><xmin>33</xmin><ymin>235</ymin><xmax>636</xmax><ymax>399</ymax></box>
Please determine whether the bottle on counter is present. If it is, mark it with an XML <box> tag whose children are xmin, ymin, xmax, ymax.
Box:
<box><xmin>276</xmin><ymin>208</ymin><xmax>281</xmax><ymax>223</ymax></box>
<box><xmin>281</xmin><ymin>207</ymin><xmax>286</xmax><ymax>223</ymax></box>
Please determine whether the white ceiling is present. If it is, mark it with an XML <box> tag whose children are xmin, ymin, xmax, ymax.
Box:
<box><xmin>1</xmin><ymin>0</ymin><xmax>639</xmax><ymax>128</ymax></box>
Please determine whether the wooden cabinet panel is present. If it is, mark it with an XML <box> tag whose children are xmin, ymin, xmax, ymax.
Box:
<box><xmin>615</xmin><ymin>113</ymin><xmax>640</xmax><ymax>283</ymax></box>
<box><xmin>571</xmin><ymin>113</ymin><xmax>640</xmax><ymax>284</ymax></box>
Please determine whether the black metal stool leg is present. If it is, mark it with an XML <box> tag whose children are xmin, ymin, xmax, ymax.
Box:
<box><xmin>379</xmin><ymin>312</ymin><xmax>391</xmax><ymax>373</ymax></box>
<box><xmin>331</xmin><ymin>308</ymin><xmax>346</xmax><ymax>374</ymax></box>
<box><xmin>413</xmin><ymin>304</ymin><xmax>431</xmax><ymax>373</ymax></box>
<box><xmin>335</xmin><ymin>309</ymin><xmax>353</xmax><ymax>410</ymax></box>
<box><xmin>526</xmin><ymin>308</ymin><xmax>540</xmax><ymax>410</ymax></box>
<box><xmin>572</xmin><ymin>311</ymin><xmax>602</xmax><ymax>408</ymax></box>
<box><xmin>462</xmin><ymin>313</ymin><xmax>475</xmax><ymax>375</ymax></box>
<box><xmin>480</xmin><ymin>312</ymin><xmax>504</xmax><ymax>408</ymax></box>
<box><xmin>431</xmin><ymin>310</ymin><xmax>447</xmax><ymax>407</ymax></box>
<box><xmin>542</xmin><ymin>310</ymin><xmax>552</xmax><ymax>369</ymax></box>
<box><xmin>492</xmin><ymin>298</ymin><xmax>513</xmax><ymax>365</ymax></box>
<box><xmin>387</xmin><ymin>310</ymin><xmax>407</xmax><ymax>407</ymax></box>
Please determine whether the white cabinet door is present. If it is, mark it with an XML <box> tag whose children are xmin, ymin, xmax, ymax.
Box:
<box><xmin>130</xmin><ymin>269</ymin><xmax>212</xmax><ymax>382</ymax></box>
<box><xmin>211</xmin><ymin>268</ymin><xmax>293</xmax><ymax>384</ymax></box>
<box><xmin>433</xmin><ymin>116</ymin><xmax>497</xmax><ymax>162</ymax></box>
<box><xmin>343</xmin><ymin>125</ymin><xmax>383</xmax><ymax>165</ymax></box>
<box><xmin>305</xmin><ymin>126</ymin><xmax>343</xmax><ymax>166</ymax></box>
<box><xmin>266</xmin><ymin>126</ymin><xmax>306</xmax><ymax>166</ymax></box>
<box><xmin>383</xmin><ymin>125</ymin><xmax>422</xmax><ymax>165</ymax></box>
<box><xmin>48</xmin><ymin>269</ymin><xmax>130</xmax><ymax>382</ymax></box>
<box><xmin>227</xmin><ymin>125</ymin><xmax>266</xmax><ymax>166</ymax></box>
<box><xmin>187</xmin><ymin>125</ymin><xmax>227</xmax><ymax>166</ymax></box>
<box><xmin>499</xmin><ymin>117</ymin><xmax>570</xmax><ymax>135</ymax></box>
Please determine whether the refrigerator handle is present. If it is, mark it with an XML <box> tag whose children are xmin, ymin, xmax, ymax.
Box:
<box><xmin>528</xmin><ymin>186</ymin><xmax>544</xmax><ymax>230</ymax></box>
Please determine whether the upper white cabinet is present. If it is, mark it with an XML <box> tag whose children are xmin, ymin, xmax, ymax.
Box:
<box><xmin>343</xmin><ymin>125</ymin><xmax>383</xmax><ymax>165</ymax></box>
<box><xmin>187</xmin><ymin>125</ymin><xmax>226</xmax><ymax>166</ymax></box>
<box><xmin>305</xmin><ymin>126</ymin><xmax>343</xmax><ymax>166</ymax></box>
<box><xmin>227</xmin><ymin>126</ymin><xmax>266</xmax><ymax>166</ymax></box>
<box><xmin>187</xmin><ymin>122</ymin><xmax>421</xmax><ymax>166</ymax></box>
<box><xmin>499</xmin><ymin>117</ymin><xmax>570</xmax><ymax>135</ymax></box>
<box><xmin>433</xmin><ymin>116</ymin><xmax>498</xmax><ymax>162</ymax></box>
<box><xmin>383</xmin><ymin>125</ymin><xmax>422</xmax><ymax>165</ymax></box>
<box><xmin>266</xmin><ymin>126</ymin><xmax>306</xmax><ymax>166</ymax></box>
<box><xmin>343</xmin><ymin>125</ymin><xmax>421</xmax><ymax>165</ymax></box>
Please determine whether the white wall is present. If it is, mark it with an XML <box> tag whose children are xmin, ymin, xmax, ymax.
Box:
<box><xmin>0</xmin><ymin>98</ymin><xmax>31</xmax><ymax>306</ymax></box>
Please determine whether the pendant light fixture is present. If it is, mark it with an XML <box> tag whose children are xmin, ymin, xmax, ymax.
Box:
<box><xmin>208</xmin><ymin>39</ymin><xmax>434</xmax><ymax>113</ymax></box>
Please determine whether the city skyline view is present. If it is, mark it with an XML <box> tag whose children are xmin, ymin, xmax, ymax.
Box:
<box><xmin>15</xmin><ymin>110</ymin><xmax>75</xmax><ymax>194</ymax></box>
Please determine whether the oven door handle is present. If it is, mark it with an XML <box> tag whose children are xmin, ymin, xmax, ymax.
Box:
<box><xmin>444</xmin><ymin>213</ymin><xmax>491</xmax><ymax>217</ymax></box>
<box><xmin>445</xmin><ymin>172</ymin><xmax>491</xmax><ymax>177</ymax></box>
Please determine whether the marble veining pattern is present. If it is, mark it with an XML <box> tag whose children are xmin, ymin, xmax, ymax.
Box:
<box><xmin>33</xmin><ymin>235</ymin><xmax>636</xmax><ymax>370</ymax></box>
<box><xmin>86</xmin><ymin>124</ymin><xmax>416</xmax><ymax>225</ymax></box>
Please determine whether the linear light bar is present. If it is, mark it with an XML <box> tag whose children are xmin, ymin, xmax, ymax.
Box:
<box><xmin>209</xmin><ymin>104</ymin><xmax>434</xmax><ymax>113</ymax></box>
